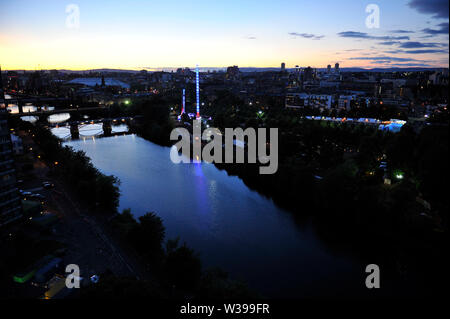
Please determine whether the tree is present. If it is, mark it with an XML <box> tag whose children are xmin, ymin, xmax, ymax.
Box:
<box><xmin>129</xmin><ymin>212</ymin><xmax>166</xmax><ymax>261</ymax></box>
<box><xmin>164</xmin><ymin>238</ymin><xmax>202</xmax><ymax>291</ymax></box>
<box><xmin>96</xmin><ymin>175</ymin><xmax>120</xmax><ymax>211</ymax></box>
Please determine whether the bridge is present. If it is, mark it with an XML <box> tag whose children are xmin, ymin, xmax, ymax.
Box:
<box><xmin>4</xmin><ymin>93</ymin><xmax>107</xmax><ymax>117</ymax></box>
<box><xmin>8</xmin><ymin>106</ymin><xmax>107</xmax><ymax>117</ymax></box>
<box><xmin>5</xmin><ymin>96</ymin><xmax>69</xmax><ymax>104</ymax></box>
<box><xmin>49</xmin><ymin>116</ymin><xmax>142</xmax><ymax>139</ymax></box>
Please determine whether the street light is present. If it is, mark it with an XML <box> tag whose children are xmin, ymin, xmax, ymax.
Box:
<box><xmin>394</xmin><ymin>170</ymin><xmax>404</xmax><ymax>180</ymax></box>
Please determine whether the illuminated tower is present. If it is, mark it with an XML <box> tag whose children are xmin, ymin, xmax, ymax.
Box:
<box><xmin>196</xmin><ymin>65</ymin><xmax>200</xmax><ymax>119</ymax></box>
<box><xmin>181</xmin><ymin>88</ymin><xmax>186</xmax><ymax>114</ymax></box>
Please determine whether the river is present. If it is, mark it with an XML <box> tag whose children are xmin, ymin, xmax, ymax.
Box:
<box><xmin>62</xmin><ymin>133</ymin><xmax>372</xmax><ymax>298</ymax></box>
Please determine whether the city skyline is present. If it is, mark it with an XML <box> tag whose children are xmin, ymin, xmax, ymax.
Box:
<box><xmin>0</xmin><ymin>0</ymin><xmax>448</xmax><ymax>70</ymax></box>
<box><xmin>1</xmin><ymin>1</ymin><xmax>449</xmax><ymax>303</ymax></box>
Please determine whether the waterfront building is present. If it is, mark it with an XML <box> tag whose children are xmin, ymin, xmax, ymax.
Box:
<box><xmin>0</xmin><ymin>93</ymin><xmax>22</xmax><ymax>226</ymax></box>
<box><xmin>286</xmin><ymin>93</ymin><xmax>334</xmax><ymax>109</ymax></box>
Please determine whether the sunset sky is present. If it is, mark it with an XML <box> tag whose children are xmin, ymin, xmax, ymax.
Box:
<box><xmin>0</xmin><ymin>0</ymin><xmax>448</xmax><ymax>70</ymax></box>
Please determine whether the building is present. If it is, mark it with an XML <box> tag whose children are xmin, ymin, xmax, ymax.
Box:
<box><xmin>66</xmin><ymin>77</ymin><xmax>130</xmax><ymax>89</ymax></box>
<box><xmin>10</xmin><ymin>134</ymin><xmax>23</xmax><ymax>155</ymax></box>
<box><xmin>0</xmin><ymin>111</ymin><xmax>22</xmax><ymax>227</ymax></box>
<box><xmin>335</xmin><ymin>63</ymin><xmax>340</xmax><ymax>74</ymax></box>
<box><xmin>281</xmin><ymin>63</ymin><xmax>286</xmax><ymax>71</ymax></box>
<box><xmin>303</xmin><ymin>67</ymin><xmax>314</xmax><ymax>82</ymax></box>
<box><xmin>327</xmin><ymin>65</ymin><xmax>331</xmax><ymax>74</ymax></box>
<box><xmin>226</xmin><ymin>66</ymin><xmax>240</xmax><ymax>80</ymax></box>
<box><xmin>0</xmin><ymin>68</ymin><xmax>22</xmax><ymax>227</ymax></box>
<box><xmin>286</xmin><ymin>93</ymin><xmax>334</xmax><ymax>109</ymax></box>
<box><xmin>338</xmin><ymin>95</ymin><xmax>356</xmax><ymax>110</ymax></box>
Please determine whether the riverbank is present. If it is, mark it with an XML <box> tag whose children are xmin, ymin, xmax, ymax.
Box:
<box><xmin>16</xmin><ymin>119</ymin><xmax>258</xmax><ymax>299</ymax></box>
<box><xmin>17</xmin><ymin>107</ymin><xmax>447</xmax><ymax>298</ymax></box>
<box><xmin>130</xmin><ymin>113</ymin><xmax>448</xmax><ymax>297</ymax></box>
<box><xmin>63</xmin><ymin>133</ymin><xmax>411</xmax><ymax>298</ymax></box>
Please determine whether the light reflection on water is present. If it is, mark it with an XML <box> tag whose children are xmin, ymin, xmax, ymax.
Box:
<box><xmin>62</xmin><ymin>134</ymin><xmax>366</xmax><ymax>298</ymax></box>
<box><xmin>21</xmin><ymin>116</ymin><xmax>39</xmax><ymax>123</ymax></box>
<box><xmin>79</xmin><ymin>124</ymin><xmax>103</xmax><ymax>136</ymax></box>
<box><xmin>51</xmin><ymin>124</ymin><xmax>129</xmax><ymax>139</ymax></box>
<box><xmin>6</xmin><ymin>104</ymin><xmax>55</xmax><ymax>114</ymax></box>
<box><xmin>48</xmin><ymin>113</ymin><xmax>71</xmax><ymax>124</ymax></box>
<box><xmin>7</xmin><ymin>105</ymin><xmax>37</xmax><ymax>113</ymax></box>
<box><xmin>51</xmin><ymin>126</ymin><xmax>71</xmax><ymax>139</ymax></box>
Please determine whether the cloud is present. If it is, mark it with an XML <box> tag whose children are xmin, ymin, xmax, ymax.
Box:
<box><xmin>378</xmin><ymin>41</ymin><xmax>401</xmax><ymax>46</ymax></box>
<box><xmin>408</xmin><ymin>0</ymin><xmax>449</xmax><ymax>19</ymax></box>
<box><xmin>350</xmin><ymin>56</ymin><xmax>434</xmax><ymax>67</ymax></box>
<box><xmin>245</xmin><ymin>36</ymin><xmax>257</xmax><ymax>40</ymax></box>
<box><xmin>388</xmin><ymin>63</ymin><xmax>433</xmax><ymax>67</ymax></box>
<box><xmin>342</xmin><ymin>49</ymin><xmax>364</xmax><ymax>52</ymax></box>
<box><xmin>337</xmin><ymin>31</ymin><xmax>410</xmax><ymax>41</ymax></box>
<box><xmin>399</xmin><ymin>41</ymin><xmax>444</xmax><ymax>48</ymax></box>
<box><xmin>349</xmin><ymin>56</ymin><xmax>420</xmax><ymax>62</ymax></box>
<box><xmin>384</xmin><ymin>47</ymin><xmax>449</xmax><ymax>54</ymax></box>
<box><xmin>289</xmin><ymin>32</ymin><xmax>325</xmax><ymax>40</ymax></box>
<box><xmin>370</xmin><ymin>60</ymin><xmax>393</xmax><ymax>64</ymax></box>
<box><xmin>422</xmin><ymin>22</ymin><xmax>449</xmax><ymax>35</ymax></box>
<box><xmin>390</xmin><ymin>30</ymin><xmax>415</xmax><ymax>34</ymax></box>
<box><xmin>419</xmin><ymin>34</ymin><xmax>437</xmax><ymax>39</ymax></box>
<box><xmin>406</xmin><ymin>49</ymin><xmax>448</xmax><ymax>54</ymax></box>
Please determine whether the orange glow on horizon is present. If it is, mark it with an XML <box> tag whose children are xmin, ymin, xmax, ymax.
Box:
<box><xmin>1</xmin><ymin>27</ymin><xmax>448</xmax><ymax>70</ymax></box>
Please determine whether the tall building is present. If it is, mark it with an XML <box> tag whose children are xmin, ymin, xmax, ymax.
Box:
<box><xmin>0</xmin><ymin>67</ymin><xmax>22</xmax><ymax>227</ymax></box>
<box><xmin>303</xmin><ymin>66</ymin><xmax>314</xmax><ymax>81</ymax></box>
<box><xmin>281</xmin><ymin>62</ymin><xmax>286</xmax><ymax>71</ymax></box>
<box><xmin>226</xmin><ymin>65</ymin><xmax>240</xmax><ymax>79</ymax></box>
<box><xmin>327</xmin><ymin>65</ymin><xmax>331</xmax><ymax>74</ymax></box>
<box><xmin>335</xmin><ymin>63</ymin><xmax>340</xmax><ymax>74</ymax></box>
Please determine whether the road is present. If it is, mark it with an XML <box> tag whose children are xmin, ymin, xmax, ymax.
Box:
<box><xmin>21</xmin><ymin>131</ymin><xmax>152</xmax><ymax>286</ymax></box>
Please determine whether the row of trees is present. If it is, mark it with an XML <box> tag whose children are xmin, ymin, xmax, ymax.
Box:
<box><xmin>31</xmin><ymin>124</ymin><xmax>120</xmax><ymax>212</ymax></box>
<box><xmin>81</xmin><ymin>209</ymin><xmax>254</xmax><ymax>299</ymax></box>
<box><xmin>206</xmin><ymin>98</ymin><xmax>448</xmax><ymax>294</ymax></box>
<box><xmin>12</xmin><ymin>119</ymin><xmax>252</xmax><ymax>298</ymax></box>
<box><xmin>113</xmin><ymin>90</ymin><xmax>447</xmax><ymax>245</ymax></box>
<box><xmin>109</xmin><ymin>96</ymin><xmax>175</xmax><ymax>146</ymax></box>
<box><xmin>206</xmin><ymin>94</ymin><xmax>448</xmax><ymax>242</ymax></box>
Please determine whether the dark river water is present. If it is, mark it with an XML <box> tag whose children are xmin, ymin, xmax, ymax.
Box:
<box><xmin>63</xmin><ymin>133</ymin><xmax>372</xmax><ymax>298</ymax></box>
